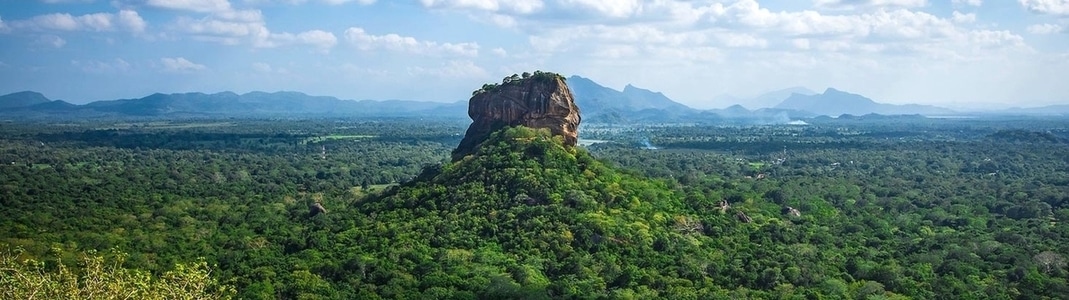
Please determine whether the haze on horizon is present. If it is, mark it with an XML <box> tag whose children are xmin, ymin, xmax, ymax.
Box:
<box><xmin>0</xmin><ymin>0</ymin><xmax>1067</xmax><ymax>110</ymax></box>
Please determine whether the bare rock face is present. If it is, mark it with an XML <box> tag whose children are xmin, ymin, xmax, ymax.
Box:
<box><xmin>452</xmin><ymin>72</ymin><xmax>581</xmax><ymax>160</ymax></box>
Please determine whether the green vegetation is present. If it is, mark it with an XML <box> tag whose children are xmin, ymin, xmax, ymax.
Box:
<box><xmin>1</xmin><ymin>248</ymin><xmax>233</xmax><ymax>299</ymax></box>
<box><xmin>472</xmin><ymin>70</ymin><xmax>566</xmax><ymax>96</ymax></box>
<box><xmin>0</xmin><ymin>118</ymin><xmax>1067</xmax><ymax>298</ymax></box>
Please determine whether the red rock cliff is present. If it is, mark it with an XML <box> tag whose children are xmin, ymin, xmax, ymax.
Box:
<box><xmin>452</xmin><ymin>72</ymin><xmax>581</xmax><ymax>160</ymax></box>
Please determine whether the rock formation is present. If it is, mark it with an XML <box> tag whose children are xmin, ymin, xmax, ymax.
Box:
<box><xmin>309</xmin><ymin>202</ymin><xmax>327</xmax><ymax>216</ymax></box>
<box><xmin>452</xmin><ymin>71</ymin><xmax>581</xmax><ymax>160</ymax></box>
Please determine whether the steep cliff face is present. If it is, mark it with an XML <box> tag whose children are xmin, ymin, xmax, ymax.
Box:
<box><xmin>452</xmin><ymin>72</ymin><xmax>581</xmax><ymax>160</ymax></box>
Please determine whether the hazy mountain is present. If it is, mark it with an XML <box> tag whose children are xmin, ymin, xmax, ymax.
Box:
<box><xmin>714</xmin><ymin>87</ymin><xmax>817</xmax><ymax>110</ymax></box>
<box><xmin>0</xmin><ymin>91</ymin><xmax>51</xmax><ymax>109</ymax></box>
<box><xmin>998</xmin><ymin>105</ymin><xmax>1069</xmax><ymax>116</ymax></box>
<box><xmin>1</xmin><ymin>91</ymin><xmax>467</xmax><ymax>118</ymax></box>
<box><xmin>700</xmin><ymin>104</ymin><xmax>816</xmax><ymax>124</ymax></box>
<box><xmin>775</xmin><ymin>88</ymin><xmax>955</xmax><ymax>116</ymax></box>
<box><xmin>566</xmin><ymin>76</ymin><xmax>695</xmax><ymax>116</ymax></box>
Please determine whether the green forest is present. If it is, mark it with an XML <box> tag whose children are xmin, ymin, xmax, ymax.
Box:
<box><xmin>2</xmin><ymin>117</ymin><xmax>1068</xmax><ymax>299</ymax></box>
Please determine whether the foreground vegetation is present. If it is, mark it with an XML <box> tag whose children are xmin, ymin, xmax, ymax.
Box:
<box><xmin>1</xmin><ymin>117</ymin><xmax>1067</xmax><ymax>298</ymax></box>
<box><xmin>0</xmin><ymin>248</ymin><xmax>233</xmax><ymax>299</ymax></box>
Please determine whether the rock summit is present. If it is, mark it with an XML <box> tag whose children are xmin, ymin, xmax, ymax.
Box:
<box><xmin>452</xmin><ymin>71</ymin><xmax>581</xmax><ymax>160</ymax></box>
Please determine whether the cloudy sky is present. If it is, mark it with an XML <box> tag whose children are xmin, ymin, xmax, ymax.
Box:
<box><xmin>0</xmin><ymin>0</ymin><xmax>1067</xmax><ymax>109</ymax></box>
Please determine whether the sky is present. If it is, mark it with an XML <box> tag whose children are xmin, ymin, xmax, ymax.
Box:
<box><xmin>0</xmin><ymin>0</ymin><xmax>1067</xmax><ymax>109</ymax></box>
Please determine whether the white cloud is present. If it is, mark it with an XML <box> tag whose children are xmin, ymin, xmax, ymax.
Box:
<box><xmin>24</xmin><ymin>13</ymin><xmax>80</xmax><ymax>31</ymax></box>
<box><xmin>717</xmin><ymin>32</ymin><xmax>768</xmax><ymax>48</ymax></box>
<box><xmin>146</xmin><ymin>0</ymin><xmax>233</xmax><ymax>14</ymax></box>
<box><xmin>951</xmin><ymin>11</ymin><xmax>975</xmax><ymax>23</ymax></box>
<box><xmin>8</xmin><ymin>10</ymin><xmax>146</xmax><ymax>33</ymax></box>
<box><xmin>1019</xmin><ymin>0</ymin><xmax>1069</xmax><ymax>16</ymax></box>
<box><xmin>117</xmin><ymin>10</ymin><xmax>147</xmax><ymax>33</ymax></box>
<box><xmin>72</xmin><ymin>58</ymin><xmax>132</xmax><ymax>73</ymax></box>
<box><xmin>296</xmin><ymin>30</ymin><xmax>337</xmax><ymax>49</ymax></box>
<box><xmin>161</xmin><ymin>57</ymin><xmax>207</xmax><ymax>72</ymax></box>
<box><xmin>1027</xmin><ymin>23</ymin><xmax>1063</xmax><ymax>34</ymax></box>
<box><xmin>491</xmin><ymin>47</ymin><xmax>507</xmax><ymax>57</ymax></box>
<box><xmin>172</xmin><ymin>9</ymin><xmax>336</xmax><ymax>50</ymax></box>
<box><xmin>420</xmin><ymin>0</ymin><xmax>544</xmax><ymax>14</ymax></box>
<box><xmin>559</xmin><ymin>0</ymin><xmax>640</xmax><ymax>18</ymax></box>
<box><xmin>813</xmin><ymin>0</ymin><xmax>928</xmax><ymax>9</ymax></box>
<box><xmin>344</xmin><ymin>27</ymin><xmax>479</xmax><ymax>56</ymax></box>
<box><xmin>321</xmin><ymin>0</ymin><xmax>375</xmax><ymax>4</ymax></box>
<box><xmin>271</xmin><ymin>29</ymin><xmax>338</xmax><ymax>50</ymax></box>
<box><xmin>36</xmin><ymin>35</ymin><xmax>67</xmax><ymax>48</ymax></box>
<box><xmin>952</xmin><ymin>0</ymin><xmax>982</xmax><ymax>6</ymax></box>
<box><xmin>0</xmin><ymin>17</ymin><xmax>8</xmax><ymax>32</ymax></box>
<box><xmin>175</xmin><ymin>15</ymin><xmax>266</xmax><ymax>44</ymax></box>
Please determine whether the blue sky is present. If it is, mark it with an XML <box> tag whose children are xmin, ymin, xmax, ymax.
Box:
<box><xmin>0</xmin><ymin>0</ymin><xmax>1067</xmax><ymax>109</ymax></box>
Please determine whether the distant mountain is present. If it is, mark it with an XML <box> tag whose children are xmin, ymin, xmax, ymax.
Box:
<box><xmin>714</xmin><ymin>87</ymin><xmax>817</xmax><ymax>110</ymax></box>
<box><xmin>775</xmin><ymin>88</ymin><xmax>955</xmax><ymax>116</ymax></box>
<box><xmin>1</xmin><ymin>91</ymin><xmax>467</xmax><ymax>118</ymax></box>
<box><xmin>998</xmin><ymin>105</ymin><xmax>1069</xmax><ymax>116</ymax></box>
<box><xmin>700</xmin><ymin>104</ymin><xmax>816</xmax><ymax>124</ymax></box>
<box><xmin>566</xmin><ymin>76</ymin><xmax>695</xmax><ymax>120</ymax></box>
<box><xmin>0</xmin><ymin>91</ymin><xmax>51</xmax><ymax>109</ymax></box>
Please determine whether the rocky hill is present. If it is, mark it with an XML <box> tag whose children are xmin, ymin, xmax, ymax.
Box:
<box><xmin>454</xmin><ymin>71</ymin><xmax>581</xmax><ymax>160</ymax></box>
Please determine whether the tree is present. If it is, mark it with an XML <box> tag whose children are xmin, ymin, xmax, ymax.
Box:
<box><xmin>0</xmin><ymin>248</ymin><xmax>235</xmax><ymax>299</ymax></box>
<box><xmin>1034</xmin><ymin>251</ymin><xmax>1067</xmax><ymax>275</ymax></box>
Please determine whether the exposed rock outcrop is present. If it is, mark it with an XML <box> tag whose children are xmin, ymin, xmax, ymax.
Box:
<box><xmin>309</xmin><ymin>202</ymin><xmax>327</xmax><ymax>216</ymax></box>
<box><xmin>452</xmin><ymin>71</ymin><xmax>581</xmax><ymax>160</ymax></box>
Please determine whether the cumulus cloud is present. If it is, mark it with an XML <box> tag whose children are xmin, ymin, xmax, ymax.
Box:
<box><xmin>952</xmin><ymin>0</ymin><xmax>982</xmax><ymax>6</ymax></box>
<box><xmin>321</xmin><ymin>0</ymin><xmax>376</xmax><ymax>4</ymax></box>
<box><xmin>813</xmin><ymin>0</ymin><xmax>928</xmax><ymax>9</ymax></box>
<box><xmin>716</xmin><ymin>32</ymin><xmax>768</xmax><ymax>48</ymax></box>
<box><xmin>161</xmin><ymin>57</ymin><xmax>207</xmax><ymax>72</ymax></box>
<box><xmin>495</xmin><ymin>0</ymin><xmax>1029</xmax><ymax>69</ymax></box>
<box><xmin>344</xmin><ymin>27</ymin><xmax>479</xmax><ymax>56</ymax></box>
<box><xmin>118</xmin><ymin>10</ymin><xmax>148</xmax><ymax>33</ymax></box>
<box><xmin>271</xmin><ymin>29</ymin><xmax>338</xmax><ymax>51</ymax></box>
<box><xmin>420</xmin><ymin>0</ymin><xmax>544</xmax><ymax>14</ymax></box>
<box><xmin>175</xmin><ymin>14</ymin><xmax>267</xmax><ymax>45</ymax></box>
<box><xmin>7</xmin><ymin>10</ymin><xmax>146</xmax><ymax>33</ymax></box>
<box><xmin>559</xmin><ymin>0</ymin><xmax>641</xmax><ymax>18</ymax></box>
<box><xmin>1027</xmin><ymin>23</ymin><xmax>1063</xmax><ymax>34</ymax></box>
<box><xmin>1019</xmin><ymin>0</ymin><xmax>1069</xmax><ymax>16</ymax></box>
<box><xmin>169</xmin><ymin>8</ymin><xmax>337</xmax><ymax>50</ymax></box>
<box><xmin>146</xmin><ymin>0</ymin><xmax>233</xmax><ymax>14</ymax></box>
<box><xmin>951</xmin><ymin>11</ymin><xmax>976</xmax><ymax>23</ymax></box>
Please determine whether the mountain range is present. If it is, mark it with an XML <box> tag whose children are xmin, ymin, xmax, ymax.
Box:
<box><xmin>775</xmin><ymin>88</ymin><xmax>956</xmax><ymax>116</ymax></box>
<box><xmin>712</xmin><ymin>87</ymin><xmax>817</xmax><ymax>110</ymax></box>
<box><xmin>2</xmin><ymin>77</ymin><xmax>1067</xmax><ymax>121</ymax></box>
